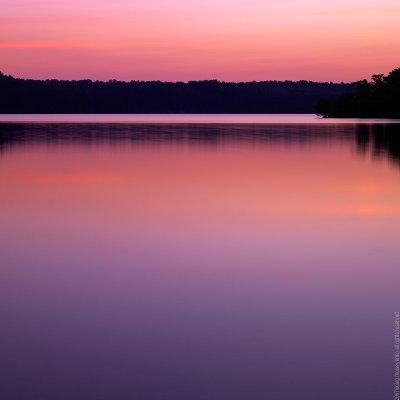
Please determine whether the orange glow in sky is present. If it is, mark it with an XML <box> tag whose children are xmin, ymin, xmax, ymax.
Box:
<box><xmin>1</xmin><ymin>0</ymin><xmax>400</xmax><ymax>81</ymax></box>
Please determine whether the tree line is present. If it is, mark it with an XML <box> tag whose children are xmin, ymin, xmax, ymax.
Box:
<box><xmin>316</xmin><ymin>68</ymin><xmax>400</xmax><ymax>118</ymax></box>
<box><xmin>0</xmin><ymin>72</ymin><xmax>351</xmax><ymax>114</ymax></box>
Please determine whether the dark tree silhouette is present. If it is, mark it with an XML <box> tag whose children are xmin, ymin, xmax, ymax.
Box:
<box><xmin>0</xmin><ymin>71</ymin><xmax>351</xmax><ymax>114</ymax></box>
<box><xmin>315</xmin><ymin>68</ymin><xmax>400</xmax><ymax>118</ymax></box>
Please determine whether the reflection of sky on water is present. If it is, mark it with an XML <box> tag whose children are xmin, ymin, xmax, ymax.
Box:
<box><xmin>0</xmin><ymin>121</ymin><xmax>399</xmax><ymax>400</ymax></box>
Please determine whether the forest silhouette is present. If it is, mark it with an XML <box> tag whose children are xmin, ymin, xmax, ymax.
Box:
<box><xmin>0</xmin><ymin>72</ymin><xmax>350</xmax><ymax>114</ymax></box>
<box><xmin>316</xmin><ymin>68</ymin><xmax>400</xmax><ymax>118</ymax></box>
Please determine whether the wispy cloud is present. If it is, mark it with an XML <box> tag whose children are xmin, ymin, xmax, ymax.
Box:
<box><xmin>0</xmin><ymin>40</ymin><xmax>115</xmax><ymax>49</ymax></box>
<box><xmin>303</xmin><ymin>8</ymin><xmax>400</xmax><ymax>17</ymax></box>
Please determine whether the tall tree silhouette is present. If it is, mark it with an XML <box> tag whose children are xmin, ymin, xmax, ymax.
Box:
<box><xmin>315</xmin><ymin>68</ymin><xmax>400</xmax><ymax>118</ymax></box>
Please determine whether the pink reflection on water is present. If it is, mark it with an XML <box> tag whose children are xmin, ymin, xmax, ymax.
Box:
<box><xmin>1</xmin><ymin>113</ymin><xmax>400</xmax><ymax>124</ymax></box>
<box><xmin>0</xmin><ymin>124</ymin><xmax>399</xmax><ymax>400</ymax></box>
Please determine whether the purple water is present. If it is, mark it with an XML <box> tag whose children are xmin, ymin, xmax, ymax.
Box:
<box><xmin>0</xmin><ymin>118</ymin><xmax>399</xmax><ymax>399</ymax></box>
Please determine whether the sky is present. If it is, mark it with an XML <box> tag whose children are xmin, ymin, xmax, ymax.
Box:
<box><xmin>1</xmin><ymin>0</ymin><xmax>399</xmax><ymax>82</ymax></box>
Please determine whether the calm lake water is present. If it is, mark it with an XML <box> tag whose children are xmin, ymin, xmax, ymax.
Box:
<box><xmin>0</xmin><ymin>115</ymin><xmax>399</xmax><ymax>400</ymax></box>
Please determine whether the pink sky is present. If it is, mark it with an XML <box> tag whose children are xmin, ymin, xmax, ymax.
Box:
<box><xmin>1</xmin><ymin>0</ymin><xmax>399</xmax><ymax>82</ymax></box>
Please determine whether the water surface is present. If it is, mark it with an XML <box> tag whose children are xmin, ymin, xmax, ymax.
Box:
<box><xmin>0</xmin><ymin>117</ymin><xmax>399</xmax><ymax>400</ymax></box>
<box><xmin>1</xmin><ymin>113</ymin><xmax>400</xmax><ymax>124</ymax></box>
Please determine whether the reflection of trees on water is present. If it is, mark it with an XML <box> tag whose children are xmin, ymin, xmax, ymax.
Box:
<box><xmin>1</xmin><ymin>122</ymin><xmax>400</xmax><ymax>169</ymax></box>
<box><xmin>356</xmin><ymin>124</ymin><xmax>400</xmax><ymax>168</ymax></box>
<box><xmin>0</xmin><ymin>122</ymin><xmax>354</xmax><ymax>150</ymax></box>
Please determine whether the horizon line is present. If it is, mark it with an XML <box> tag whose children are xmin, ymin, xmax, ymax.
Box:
<box><xmin>0</xmin><ymin>71</ymin><xmax>353</xmax><ymax>85</ymax></box>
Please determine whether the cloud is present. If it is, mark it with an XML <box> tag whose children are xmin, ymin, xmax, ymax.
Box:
<box><xmin>303</xmin><ymin>8</ymin><xmax>400</xmax><ymax>17</ymax></box>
